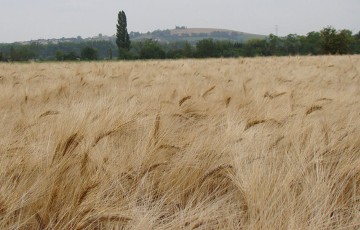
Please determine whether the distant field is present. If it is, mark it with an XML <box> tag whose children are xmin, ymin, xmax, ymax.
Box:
<box><xmin>0</xmin><ymin>56</ymin><xmax>359</xmax><ymax>229</ymax></box>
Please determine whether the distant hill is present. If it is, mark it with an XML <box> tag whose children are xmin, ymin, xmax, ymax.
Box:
<box><xmin>129</xmin><ymin>27</ymin><xmax>266</xmax><ymax>43</ymax></box>
<box><xmin>10</xmin><ymin>28</ymin><xmax>265</xmax><ymax>46</ymax></box>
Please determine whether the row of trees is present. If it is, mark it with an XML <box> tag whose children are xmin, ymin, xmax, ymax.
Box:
<box><xmin>0</xmin><ymin>41</ymin><xmax>115</xmax><ymax>62</ymax></box>
<box><xmin>0</xmin><ymin>45</ymin><xmax>36</xmax><ymax>61</ymax></box>
<box><xmin>55</xmin><ymin>46</ymin><xmax>99</xmax><ymax>61</ymax></box>
<box><xmin>122</xmin><ymin>28</ymin><xmax>360</xmax><ymax>59</ymax></box>
<box><xmin>0</xmin><ymin>11</ymin><xmax>359</xmax><ymax>62</ymax></box>
<box><xmin>114</xmin><ymin>11</ymin><xmax>360</xmax><ymax>59</ymax></box>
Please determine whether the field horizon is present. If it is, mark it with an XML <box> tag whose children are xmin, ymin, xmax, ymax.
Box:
<box><xmin>0</xmin><ymin>56</ymin><xmax>359</xmax><ymax>229</ymax></box>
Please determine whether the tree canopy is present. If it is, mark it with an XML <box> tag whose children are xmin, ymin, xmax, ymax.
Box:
<box><xmin>116</xmin><ymin>11</ymin><xmax>131</xmax><ymax>59</ymax></box>
<box><xmin>320</xmin><ymin>26</ymin><xmax>354</xmax><ymax>54</ymax></box>
<box><xmin>81</xmin><ymin>46</ymin><xmax>98</xmax><ymax>60</ymax></box>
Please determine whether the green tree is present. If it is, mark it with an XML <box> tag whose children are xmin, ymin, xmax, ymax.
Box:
<box><xmin>164</xmin><ymin>41</ymin><xmax>194</xmax><ymax>59</ymax></box>
<box><xmin>166</xmin><ymin>49</ymin><xmax>184</xmax><ymax>59</ymax></box>
<box><xmin>55</xmin><ymin>50</ymin><xmax>64</xmax><ymax>61</ymax></box>
<box><xmin>336</xmin><ymin>29</ymin><xmax>353</xmax><ymax>54</ymax></box>
<box><xmin>63</xmin><ymin>51</ymin><xmax>79</xmax><ymax>61</ymax></box>
<box><xmin>116</xmin><ymin>11</ymin><xmax>131</xmax><ymax>59</ymax></box>
<box><xmin>10</xmin><ymin>46</ymin><xmax>16</xmax><ymax>61</ymax></box>
<box><xmin>244</xmin><ymin>39</ymin><xmax>266</xmax><ymax>57</ymax></box>
<box><xmin>320</xmin><ymin>27</ymin><xmax>337</xmax><ymax>54</ymax></box>
<box><xmin>355</xmin><ymin>31</ymin><xmax>360</xmax><ymax>40</ymax></box>
<box><xmin>139</xmin><ymin>39</ymin><xmax>165</xmax><ymax>59</ymax></box>
<box><xmin>183</xmin><ymin>42</ymin><xmax>194</xmax><ymax>58</ymax></box>
<box><xmin>352</xmin><ymin>31</ymin><xmax>360</xmax><ymax>54</ymax></box>
<box><xmin>196</xmin><ymin>39</ymin><xmax>220</xmax><ymax>58</ymax></box>
<box><xmin>216</xmin><ymin>41</ymin><xmax>237</xmax><ymax>57</ymax></box>
<box><xmin>320</xmin><ymin>26</ymin><xmax>352</xmax><ymax>54</ymax></box>
<box><xmin>108</xmin><ymin>48</ymin><xmax>113</xmax><ymax>60</ymax></box>
<box><xmin>299</xmin><ymin>31</ymin><xmax>322</xmax><ymax>55</ymax></box>
<box><xmin>81</xmin><ymin>46</ymin><xmax>98</xmax><ymax>60</ymax></box>
<box><xmin>284</xmin><ymin>34</ymin><xmax>301</xmax><ymax>55</ymax></box>
<box><xmin>8</xmin><ymin>45</ymin><xmax>35</xmax><ymax>61</ymax></box>
<box><xmin>265</xmin><ymin>34</ymin><xmax>286</xmax><ymax>56</ymax></box>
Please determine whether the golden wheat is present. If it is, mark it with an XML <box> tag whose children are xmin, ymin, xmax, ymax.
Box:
<box><xmin>0</xmin><ymin>56</ymin><xmax>359</xmax><ymax>229</ymax></box>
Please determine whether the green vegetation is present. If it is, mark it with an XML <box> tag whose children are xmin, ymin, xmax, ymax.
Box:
<box><xmin>1</xmin><ymin>26</ymin><xmax>360</xmax><ymax>62</ymax></box>
<box><xmin>81</xmin><ymin>46</ymin><xmax>98</xmax><ymax>60</ymax></box>
<box><xmin>320</xmin><ymin>27</ymin><xmax>353</xmax><ymax>54</ymax></box>
<box><xmin>116</xmin><ymin>11</ymin><xmax>131</xmax><ymax>59</ymax></box>
<box><xmin>0</xmin><ymin>41</ymin><xmax>115</xmax><ymax>61</ymax></box>
<box><xmin>137</xmin><ymin>39</ymin><xmax>166</xmax><ymax>59</ymax></box>
<box><xmin>55</xmin><ymin>51</ymin><xmax>79</xmax><ymax>61</ymax></box>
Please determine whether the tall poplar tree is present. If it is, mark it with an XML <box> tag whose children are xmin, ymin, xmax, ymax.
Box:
<box><xmin>116</xmin><ymin>11</ymin><xmax>131</xmax><ymax>59</ymax></box>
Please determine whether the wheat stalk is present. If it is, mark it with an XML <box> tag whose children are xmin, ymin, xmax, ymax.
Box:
<box><xmin>76</xmin><ymin>215</ymin><xmax>132</xmax><ymax>230</ymax></box>
<box><xmin>78</xmin><ymin>183</ymin><xmax>99</xmax><ymax>205</ymax></box>
<box><xmin>141</xmin><ymin>162</ymin><xmax>168</xmax><ymax>178</ymax></box>
<box><xmin>152</xmin><ymin>114</ymin><xmax>161</xmax><ymax>145</ymax></box>
<box><xmin>179</xmin><ymin>96</ymin><xmax>191</xmax><ymax>106</ymax></box>
<box><xmin>264</xmin><ymin>91</ymin><xmax>286</xmax><ymax>99</ymax></box>
<box><xmin>52</xmin><ymin>133</ymin><xmax>83</xmax><ymax>164</ymax></box>
<box><xmin>306</xmin><ymin>105</ymin><xmax>323</xmax><ymax>115</ymax></box>
<box><xmin>199</xmin><ymin>164</ymin><xmax>234</xmax><ymax>187</ymax></box>
<box><xmin>269</xmin><ymin>136</ymin><xmax>285</xmax><ymax>149</ymax></box>
<box><xmin>35</xmin><ymin>213</ymin><xmax>46</xmax><ymax>230</ymax></box>
<box><xmin>93</xmin><ymin>120</ymin><xmax>133</xmax><ymax>147</ymax></box>
<box><xmin>244</xmin><ymin>119</ymin><xmax>266</xmax><ymax>131</ymax></box>
<box><xmin>80</xmin><ymin>152</ymin><xmax>89</xmax><ymax>176</ymax></box>
<box><xmin>39</xmin><ymin>110</ymin><xmax>60</xmax><ymax>118</ymax></box>
<box><xmin>225</xmin><ymin>97</ymin><xmax>231</xmax><ymax>107</ymax></box>
<box><xmin>0</xmin><ymin>198</ymin><xmax>6</xmax><ymax>215</ymax></box>
<box><xmin>202</xmin><ymin>86</ymin><xmax>216</xmax><ymax>98</ymax></box>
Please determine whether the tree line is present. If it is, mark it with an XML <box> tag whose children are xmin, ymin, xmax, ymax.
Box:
<box><xmin>0</xmin><ymin>11</ymin><xmax>359</xmax><ymax>62</ymax></box>
<box><xmin>122</xmin><ymin>27</ymin><xmax>360</xmax><ymax>59</ymax></box>
<box><xmin>0</xmin><ymin>41</ymin><xmax>117</xmax><ymax>62</ymax></box>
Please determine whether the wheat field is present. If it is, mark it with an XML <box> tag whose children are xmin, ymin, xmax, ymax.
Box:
<box><xmin>0</xmin><ymin>56</ymin><xmax>359</xmax><ymax>229</ymax></box>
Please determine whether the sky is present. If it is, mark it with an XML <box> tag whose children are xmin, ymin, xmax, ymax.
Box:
<box><xmin>0</xmin><ymin>0</ymin><xmax>359</xmax><ymax>43</ymax></box>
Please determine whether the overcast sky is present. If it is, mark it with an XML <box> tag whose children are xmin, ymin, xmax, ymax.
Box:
<box><xmin>0</xmin><ymin>0</ymin><xmax>359</xmax><ymax>43</ymax></box>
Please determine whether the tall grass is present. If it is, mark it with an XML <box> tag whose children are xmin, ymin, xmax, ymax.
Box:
<box><xmin>0</xmin><ymin>56</ymin><xmax>359</xmax><ymax>229</ymax></box>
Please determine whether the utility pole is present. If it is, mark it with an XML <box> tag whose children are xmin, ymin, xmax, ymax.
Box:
<box><xmin>275</xmin><ymin>25</ymin><xmax>279</xmax><ymax>36</ymax></box>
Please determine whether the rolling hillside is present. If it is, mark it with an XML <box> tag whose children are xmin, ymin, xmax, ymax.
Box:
<box><xmin>129</xmin><ymin>27</ymin><xmax>266</xmax><ymax>43</ymax></box>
